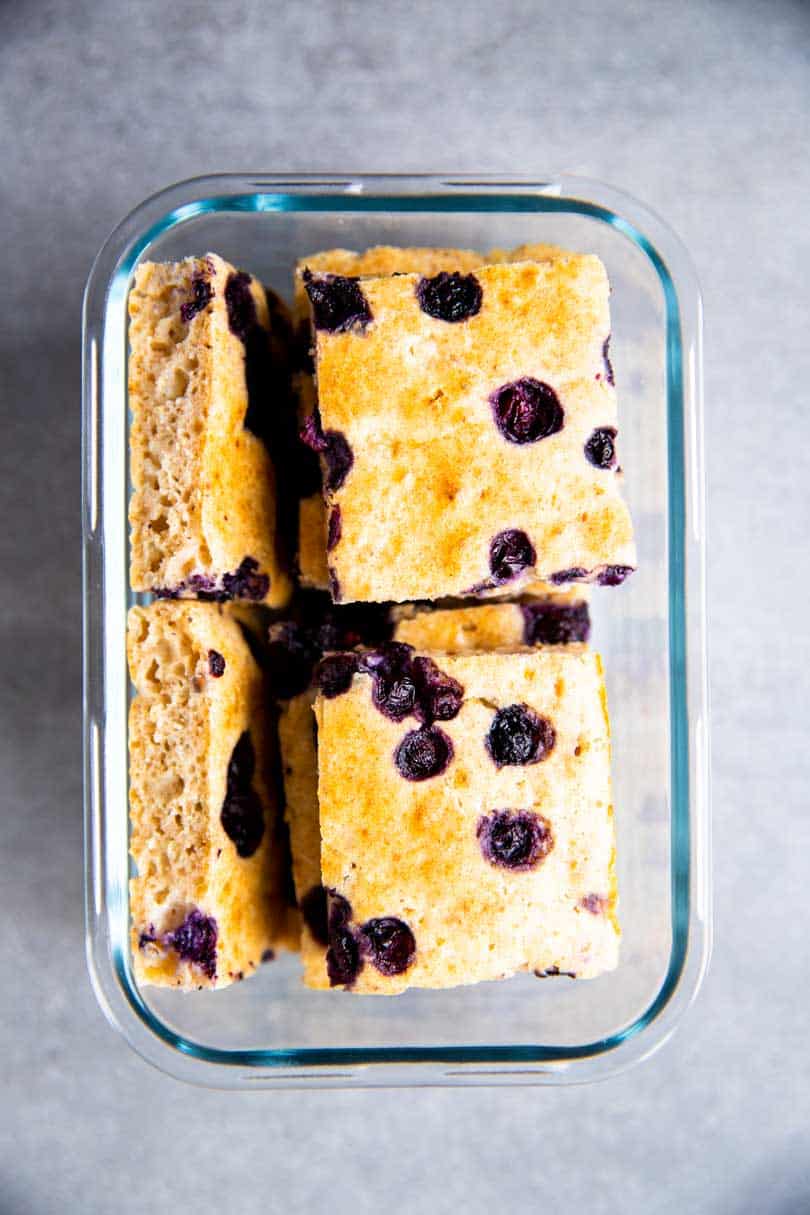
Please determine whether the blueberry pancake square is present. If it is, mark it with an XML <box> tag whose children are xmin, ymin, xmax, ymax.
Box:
<box><xmin>304</xmin><ymin>257</ymin><xmax>635</xmax><ymax>603</ymax></box>
<box><xmin>313</xmin><ymin>646</ymin><xmax>619</xmax><ymax>994</ymax></box>
<box><xmin>128</xmin><ymin>601</ymin><xmax>295</xmax><ymax>989</ymax></box>
<box><xmin>128</xmin><ymin>254</ymin><xmax>293</xmax><ymax>606</ymax></box>
<box><xmin>275</xmin><ymin>593</ymin><xmax>593</xmax><ymax>987</ymax></box>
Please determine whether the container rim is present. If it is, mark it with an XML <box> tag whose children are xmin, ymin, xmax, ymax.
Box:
<box><xmin>82</xmin><ymin>173</ymin><xmax>710</xmax><ymax>1088</ymax></box>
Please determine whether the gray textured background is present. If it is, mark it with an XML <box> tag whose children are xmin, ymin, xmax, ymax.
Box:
<box><xmin>1</xmin><ymin>1</ymin><xmax>809</xmax><ymax>1211</ymax></box>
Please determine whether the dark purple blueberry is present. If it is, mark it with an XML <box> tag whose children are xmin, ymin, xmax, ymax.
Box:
<box><xmin>394</xmin><ymin>725</ymin><xmax>453</xmax><ymax>781</ymax></box>
<box><xmin>373</xmin><ymin>671</ymin><xmax>416</xmax><ymax>720</ymax></box>
<box><xmin>549</xmin><ymin>568</ymin><xmax>588</xmax><ymax>586</ymax></box>
<box><xmin>362</xmin><ymin>917</ymin><xmax>416</xmax><ymax>976</ymax></box>
<box><xmin>220</xmin><ymin>789</ymin><xmax>265</xmax><ymax>858</ymax></box>
<box><xmin>411</xmin><ymin>656</ymin><xmax>464</xmax><ymax>722</ymax></box>
<box><xmin>316</xmin><ymin>653</ymin><xmax>359</xmax><ymax>698</ymax></box>
<box><xmin>266</xmin><ymin>597</ymin><xmax>395</xmax><ymax>699</ymax></box>
<box><xmin>416</xmin><ymin>271</ymin><xmax>482</xmax><ymax>323</ymax></box>
<box><xmin>224</xmin><ymin>275</ymin><xmax>288</xmax><ymax>465</ymax></box>
<box><xmin>327</xmin><ymin>923</ymin><xmax>361</xmax><ymax>987</ymax></box>
<box><xmin>581</xmin><ymin>893</ymin><xmax>608</xmax><ymax>915</ymax></box>
<box><xmin>222</xmin><ymin>557</ymin><xmax>270</xmax><ymax>601</ymax></box>
<box><xmin>153</xmin><ymin>587</ymin><xmax>180</xmax><ymax>600</ymax></box>
<box><xmin>360</xmin><ymin>643</ymin><xmax>417</xmax><ymax>721</ymax></box>
<box><xmin>186</xmin><ymin>573</ymin><xmax>224</xmax><ymax>601</ymax></box>
<box><xmin>300</xmin><ymin>412</ymin><xmax>354</xmax><ymax>492</ymax></box>
<box><xmin>208</xmin><ymin>649</ymin><xmax>226</xmax><ymax>677</ymax></box>
<box><xmin>535</xmin><ymin>966</ymin><xmax>577</xmax><ymax>979</ymax></box>
<box><xmin>265</xmin><ymin>622</ymin><xmax>318</xmax><ymax>699</ymax></box>
<box><xmin>224</xmin><ymin>271</ymin><xmax>258</xmax><ymax>341</ymax></box>
<box><xmin>167</xmin><ymin>909</ymin><xmax>218</xmax><ymax>980</ymax></box>
<box><xmin>327</xmin><ymin>506</ymin><xmax>342</xmax><ymax>552</ymax></box>
<box><xmin>477</xmin><ymin>810</ymin><xmax>554</xmax><ymax>871</ymax></box>
<box><xmin>300</xmin><ymin>884</ymin><xmax>329</xmax><ymax>947</ymax></box>
<box><xmin>584</xmin><ymin>426</ymin><xmax>617</xmax><ymax>469</ymax></box>
<box><xmin>261</xmin><ymin>948</ymin><xmax>276</xmax><ymax>963</ymax></box>
<box><xmin>303</xmin><ymin>270</ymin><xmax>372</xmax><ymax>333</ymax></box>
<box><xmin>359</xmin><ymin>642</ymin><xmax>414</xmax><ymax>674</ymax></box>
<box><xmin>138</xmin><ymin>925</ymin><xmax>156</xmax><ymax>949</ymax></box>
<box><xmin>521</xmin><ymin>600</ymin><xmax>591</xmax><ymax>646</ymax></box>
<box><xmin>326</xmin><ymin>890</ymin><xmax>362</xmax><ymax>987</ymax></box>
<box><xmin>596</xmin><ymin>564</ymin><xmax>634</xmax><ymax>587</ymax></box>
<box><xmin>322</xmin><ymin>432</ymin><xmax>353</xmax><ymax>493</ymax></box>
<box><xmin>602</xmin><ymin>336</ymin><xmax>615</xmax><ymax>386</ymax></box>
<box><xmin>180</xmin><ymin>273</ymin><xmax>213</xmax><ymax>322</ymax></box>
<box><xmin>489</xmin><ymin>529</ymin><xmax>536</xmax><ymax>585</ymax></box>
<box><xmin>220</xmin><ymin>732</ymin><xmax>264</xmax><ymax>857</ymax></box>
<box><xmin>490</xmin><ymin>378</ymin><xmax>564</xmax><ymax>445</ymax></box>
<box><xmin>328</xmin><ymin>567</ymin><xmax>341</xmax><ymax>602</ymax></box>
<box><xmin>226</xmin><ymin>729</ymin><xmax>255</xmax><ymax>785</ymax></box>
<box><xmin>486</xmin><ymin>704</ymin><xmax>555</xmax><ymax>768</ymax></box>
<box><xmin>328</xmin><ymin>890</ymin><xmax>352</xmax><ymax>928</ymax></box>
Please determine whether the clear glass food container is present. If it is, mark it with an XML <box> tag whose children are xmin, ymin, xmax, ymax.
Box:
<box><xmin>82</xmin><ymin>174</ymin><xmax>710</xmax><ymax>1087</ymax></box>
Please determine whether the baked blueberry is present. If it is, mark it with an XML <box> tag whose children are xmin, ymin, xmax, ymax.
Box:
<box><xmin>548</xmin><ymin>567</ymin><xmax>588</xmax><ymax>586</ymax></box>
<box><xmin>490</xmin><ymin>378</ymin><xmax>564</xmax><ymax>445</ymax></box>
<box><xmin>416</xmin><ymin>271</ymin><xmax>482</xmax><ymax>323</ymax></box>
<box><xmin>220</xmin><ymin>732</ymin><xmax>264</xmax><ymax>858</ymax></box>
<box><xmin>489</xmin><ymin>529</ymin><xmax>536</xmax><ymax>585</ymax></box>
<box><xmin>326</xmin><ymin>890</ymin><xmax>362</xmax><ymax>986</ymax></box>
<box><xmin>394</xmin><ymin>725</ymin><xmax>453</xmax><ymax>781</ymax></box>
<box><xmin>584</xmin><ymin>426</ymin><xmax>617</xmax><ymax>469</ymax></box>
<box><xmin>222</xmin><ymin>557</ymin><xmax>270</xmax><ymax>601</ymax></box>
<box><xmin>220</xmin><ymin>787</ymin><xmax>264</xmax><ymax>858</ymax></box>
<box><xmin>316</xmin><ymin>653</ymin><xmax>359</xmax><ymax>699</ymax></box>
<box><xmin>300</xmin><ymin>411</ymin><xmax>354</xmax><ymax>492</ymax></box>
<box><xmin>596</xmin><ymin>564</ymin><xmax>633</xmax><ymax>586</ymax></box>
<box><xmin>360</xmin><ymin>642</ymin><xmax>417</xmax><ymax>721</ymax></box>
<box><xmin>521</xmin><ymin>600</ymin><xmax>591</xmax><ymax>646</ymax></box>
<box><xmin>411</xmin><ymin>655</ymin><xmax>464</xmax><ymax>723</ymax></box>
<box><xmin>185</xmin><ymin>573</ymin><xmax>223</xmax><ymax>601</ymax></box>
<box><xmin>327</xmin><ymin>506</ymin><xmax>342</xmax><ymax>552</ymax></box>
<box><xmin>327</xmin><ymin>924</ymin><xmax>361</xmax><ymax>986</ymax></box>
<box><xmin>167</xmin><ymin>909</ymin><xmax>218</xmax><ymax>980</ymax></box>
<box><xmin>486</xmin><ymin>704</ymin><xmax>555</xmax><ymax>768</ymax></box>
<box><xmin>224</xmin><ymin>271</ymin><xmax>258</xmax><ymax>341</ymax></box>
<box><xmin>304</xmin><ymin>271</ymin><xmax>373</xmax><ymax>333</ymax></box>
<box><xmin>208</xmin><ymin>649</ymin><xmax>226</xmax><ymax>677</ymax></box>
<box><xmin>581</xmin><ymin>893</ymin><xmax>608</xmax><ymax>915</ymax></box>
<box><xmin>362</xmin><ymin>917</ymin><xmax>416</xmax><ymax>976</ymax></box>
<box><xmin>180</xmin><ymin>273</ymin><xmax>213</xmax><ymax>322</ymax></box>
<box><xmin>323</xmin><ymin>432</ymin><xmax>353</xmax><ymax>492</ymax></box>
<box><xmin>477</xmin><ymin>810</ymin><xmax>554</xmax><ymax>870</ymax></box>
<box><xmin>300</xmin><ymin>884</ymin><xmax>329</xmax><ymax>947</ymax></box>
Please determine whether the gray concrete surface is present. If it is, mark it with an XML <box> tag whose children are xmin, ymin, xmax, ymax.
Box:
<box><xmin>1</xmin><ymin>0</ymin><xmax>809</xmax><ymax>1211</ymax></box>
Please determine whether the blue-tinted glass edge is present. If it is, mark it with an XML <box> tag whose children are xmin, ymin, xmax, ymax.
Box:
<box><xmin>101</xmin><ymin>188</ymin><xmax>693</xmax><ymax>1075</ymax></box>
